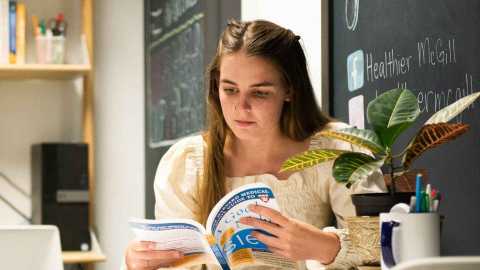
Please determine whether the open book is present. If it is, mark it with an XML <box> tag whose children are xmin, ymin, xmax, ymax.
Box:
<box><xmin>128</xmin><ymin>183</ymin><xmax>299</xmax><ymax>269</ymax></box>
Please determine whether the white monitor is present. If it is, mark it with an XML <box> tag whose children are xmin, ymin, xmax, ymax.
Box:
<box><xmin>0</xmin><ymin>225</ymin><xmax>64</xmax><ymax>270</ymax></box>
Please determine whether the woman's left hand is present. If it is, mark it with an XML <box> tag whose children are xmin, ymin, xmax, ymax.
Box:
<box><xmin>239</xmin><ymin>204</ymin><xmax>341</xmax><ymax>264</ymax></box>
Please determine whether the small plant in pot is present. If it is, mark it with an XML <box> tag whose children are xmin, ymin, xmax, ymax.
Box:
<box><xmin>281</xmin><ymin>88</ymin><xmax>480</xmax><ymax>216</ymax></box>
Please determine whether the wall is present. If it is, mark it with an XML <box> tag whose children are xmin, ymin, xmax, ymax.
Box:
<box><xmin>241</xmin><ymin>0</ymin><xmax>323</xmax><ymax>104</ymax></box>
<box><xmin>0</xmin><ymin>0</ymin><xmax>143</xmax><ymax>269</ymax></box>
<box><xmin>0</xmin><ymin>0</ymin><xmax>83</xmax><ymax>225</ymax></box>
<box><xmin>94</xmin><ymin>0</ymin><xmax>145</xmax><ymax>269</ymax></box>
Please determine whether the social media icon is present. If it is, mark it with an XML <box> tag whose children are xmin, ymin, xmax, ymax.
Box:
<box><xmin>347</xmin><ymin>50</ymin><xmax>364</xmax><ymax>91</ymax></box>
<box><xmin>348</xmin><ymin>95</ymin><xmax>365</xmax><ymax>130</ymax></box>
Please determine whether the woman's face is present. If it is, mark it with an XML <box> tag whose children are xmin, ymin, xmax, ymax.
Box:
<box><xmin>218</xmin><ymin>51</ymin><xmax>291</xmax><ymax>141</ymax></box>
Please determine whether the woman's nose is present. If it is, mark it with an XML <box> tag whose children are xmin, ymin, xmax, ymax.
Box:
<box><xmin>236</xmin><ymin>95</ymin><xmax>252</xmax><ymax>112</ymax></box>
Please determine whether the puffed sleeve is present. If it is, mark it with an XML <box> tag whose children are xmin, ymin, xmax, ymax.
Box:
<box><xmin>154</xmin><ymin>135</ymin><xmax>204</xmax><ymax>220</ymax></box>
<box><xmin>121</xmin><ymin>136</ymin><xmax>204</xmax><ymax>270</ymax></box>
<box><xmin>307</xmin><ymin>123</ymin><xmax>387</xmax><ymax>270</ymax></box>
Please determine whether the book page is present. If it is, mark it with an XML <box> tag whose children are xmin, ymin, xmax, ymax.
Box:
<box><xmin>206</xmin><ymin>183</ymin><xmax>299</xmax><ymax>269</ymax></box>
<box><xmin>128</xmin><ymin>218</ymin><xmax>220</xmax><ymax>269</ymax></box>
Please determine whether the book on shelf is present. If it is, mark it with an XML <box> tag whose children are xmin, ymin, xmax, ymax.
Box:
<box><xmin>0</xmin><ymin>0</ymin><xmax>9</xmax><ymax>64</ymax></box>
<box><xmin>15</xmin><ymin>2</ymin><xmax>24</xmax><ymax>64</ymax></box>
<box><xmin>8</xmin><ymin>0</ymin><xmax>16</xmax><ymax>64</ymax></box>
<box><xmin>0</xmin><ymin>1</ymin><xmax>26</xmax><ymax>65</ymax></box>
<box><xmin>129</xmin><ymin>182</ymin><xmax>299</xmax><ymax>270</ymax></box>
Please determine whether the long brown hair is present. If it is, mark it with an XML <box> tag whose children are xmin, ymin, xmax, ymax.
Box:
<box><xmin>196</xmin><ymin>20</ymin><xmax>332</xmax><ymax>225</ymax></box>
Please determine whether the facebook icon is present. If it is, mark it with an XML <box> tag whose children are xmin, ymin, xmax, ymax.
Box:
<box><xmin>347</xmin><ymin>50</ymin><xmax>364</xmax><ymax>91</ymax></box>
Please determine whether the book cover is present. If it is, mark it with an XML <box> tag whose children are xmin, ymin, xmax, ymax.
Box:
<box><xmin>8</xmin><ymin>0</ymin><xmax>15</xmax><ymax>64</ymax></box>
<box><xmin>0</xmin><ymin>0</ymin><xmax>9</xmax><ymax>64</ymax></box>
<box><xmin>15</xmin><ymin>3</ymin><xmax>24</xmax><ymax>64</ymax></box>
<box><xmin>129</xmin><ymin>183</ymin><xmax>299</xmax><ymax>270</ymax></box>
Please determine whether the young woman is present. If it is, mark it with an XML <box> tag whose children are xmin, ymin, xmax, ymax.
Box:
<box><xmin>124</xmin><ymin>20</ymin><xmax>386</xmax><ymax>270</ymax></box>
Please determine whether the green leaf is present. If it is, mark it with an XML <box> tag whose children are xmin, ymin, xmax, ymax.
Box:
<box><xmin>367</xmin><ymin>88</ymin><xmax>420</xmax><ymax>148</ymax></box>
<box><xmin>426</xmin><ymin>92</ymin><xmax>480</xmax><ymax>124</ymax></box>
<box><xmin>317</xmin><ymin>127</ymin><xmax>386</xmax><ymax>156</ymax></box>
<box><xmin>332</xmin><ymin>152</ymin><xmax>385</xmax><ymax>188</ymax></box>
<box><xmin>402</xmin><ymin>123</ymin><xmax>470</xmax><ymax>170</ymax></box>
<box><xmin>280</xmin><ymin>149</ymin><xmax>351</xmax><ymax>172</ymax></box>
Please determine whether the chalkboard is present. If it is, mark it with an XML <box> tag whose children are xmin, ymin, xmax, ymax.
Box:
<box><xmin>330</xmin><ymin>0</ymin><xmax>480</xmax><ymax>255</ymax></box>
<box><xmin>145</xmin><ymin>0</ymin><xmax>205</xmax><ymax>148</ymax></box>
<box><xmin>144</xmin><ymin>0</ymin><xmax>241</xmax><ymax>219</ymax></box>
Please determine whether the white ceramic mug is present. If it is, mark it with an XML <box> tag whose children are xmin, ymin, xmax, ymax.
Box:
<box><xmin>380</xmin><ymin>213</ymin><xmax>440</xmax><ymax>269</ymax></box>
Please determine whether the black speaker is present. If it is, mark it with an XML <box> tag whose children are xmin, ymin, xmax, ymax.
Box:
<box><xmin>31</xmin><ymin>143</ymin><xmax>90</xmax><ymax>251</ymax></box>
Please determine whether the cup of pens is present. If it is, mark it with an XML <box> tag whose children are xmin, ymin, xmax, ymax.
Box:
<box><xmin>35</xmin><ymin>36</ymin><xmax>66</xmax><ymax>64</ymax></box>
<box><xmin>379</xmin><ymin>174</ymin><xmax>443</xmax><ymax>269</ymax></box>
<box><xmin>33</xmin><ymin>13</ymin><xmax>67</xmax><ymax>64</ymax></box>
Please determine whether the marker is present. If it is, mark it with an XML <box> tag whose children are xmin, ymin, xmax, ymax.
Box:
<box><xmin>409</xmin><ymin>196</ymin><xmax>417</xmax><ymax>213</ymax></box>
<box><xmin>40</xmin><ymin>20</ymin><xmax>46</xmax><ymax>35</ymax></box>
<box><xmin>32</xmin><ymin>14</ymin><xmax>39</xmax><ymax>37</ymax></box>
<box><xmin>433</xmin><ymin>199</ymin><xmax>439</xmax><ymax>212</ymax></box>
<box><xmin>426</xmin><ymin>184</ymin><xmax>432</xmax><ymax>212</ymax></box>
<box><xmin>52</xmin><ymin>13</ymin><xmax>63</xmax><ymax>36</ymax></box>
<box><xmin>415</xmin><ymin>173</ymin><xmax>422</xmax><ymax>213</ymax></box>
<box><xmin>45</xmin><ymin>28</ymin><xmax>53</xmax><ymax>63</ymax></box>
<box><xmin>437</xmin><ymin>192</ymin><xmax>442</xmax><ymax>211</ymax></box>
<box><xmin>421</xmin><ymin>191</ymin><xmax>428</xmax><ymax>213</ymax></box>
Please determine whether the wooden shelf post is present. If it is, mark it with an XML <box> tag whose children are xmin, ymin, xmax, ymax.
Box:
<box><xmin>82</xmin><ymin>0</ymin><xmax>95</xmax><ymax>229</ymax></box>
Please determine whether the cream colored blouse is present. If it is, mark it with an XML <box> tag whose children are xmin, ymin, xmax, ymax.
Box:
<box><xmin>122</xmin><ymin>122</ymin><xmax>387</xmax><ymax>270</ymax></box>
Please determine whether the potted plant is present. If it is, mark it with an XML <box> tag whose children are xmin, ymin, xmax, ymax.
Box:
<box><xmin>280</xmin><ymin>88</ymin><xmax>479</xmax><ymax>265</ymax></box>
<box><xmin>281</xmin><ymin>88</ymin><xmax>480</xmax><ymax>216</ymax></box>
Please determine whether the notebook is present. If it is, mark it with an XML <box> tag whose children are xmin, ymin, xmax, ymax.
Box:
<box><xmin>0</xmin><ymin>225</ymin><xmax>64</xmax><ymax>270</ymax></box>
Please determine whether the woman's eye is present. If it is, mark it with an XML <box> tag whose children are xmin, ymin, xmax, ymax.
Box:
<box><xmin>255</xmin><ymin>91</ymin><xmax>268</xmax><ymax>97</ymax></box>
<box><xmin>224</xmin><ymin>88</ymin><xmax>236</xmax><ymax>94</ymax></box>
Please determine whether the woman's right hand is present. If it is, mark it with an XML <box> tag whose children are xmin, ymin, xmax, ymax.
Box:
<box><xmin>125</xmin><ymin>238</ymin><xmax>184</xmax><ymax>269</ymax></box>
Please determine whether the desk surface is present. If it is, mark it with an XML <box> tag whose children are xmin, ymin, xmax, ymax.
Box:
<box><xmin>358</xmin><ymin>266</ymin><xmax>380</xmax><ymax>270</ymax></box>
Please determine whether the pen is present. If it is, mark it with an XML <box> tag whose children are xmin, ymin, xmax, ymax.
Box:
<box><xmin>415</xmin><ymin>173</ymin><xmax>422</xmax><ymax>213</ymax></box>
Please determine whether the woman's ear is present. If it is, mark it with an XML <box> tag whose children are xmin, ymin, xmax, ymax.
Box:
<box><xmin>285</xmin><ymin>89</ymin><xmax>292</xmax><ymax>102</ymax></box>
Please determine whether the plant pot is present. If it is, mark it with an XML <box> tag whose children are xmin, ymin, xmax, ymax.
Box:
<box><xmin>346</xmin><ymin>216</ymin><xmax>380</xmax><ymax>266</ymax></box>
<box><xmin>351</xmin><ymin>192</ymin><xmax>415</xmax><ymax>216</ymax></box>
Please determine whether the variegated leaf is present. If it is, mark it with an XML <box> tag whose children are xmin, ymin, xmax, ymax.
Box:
<box><xmin>403</xmin><ymin>134</ymin><xmax>416</xmax><ymax>153</ymax></box>
<box><xmin>280</xmin><ymin>149</ymin><xmax>350</xmax><ymax>172</ymax></box>
<box><xmin>403</xmin><ymin>123</ymin><xmax>470</xmax><ymax>169</ymax></box>
<box><xmin>384</xmin><ymin>169</ymin><xmax>429</xmax><ymax>192</ymax></box>
<box><xmin>332</xmin><ymin>152</ymin><xmax>385</xmax><ymax>188</ymax></box>
<box><xmin>317</xmin><ymin>127</ymin><xmax>387</xmax><ymax>156</ymax></box>
<box><xmin>403</xmin><ymin>92</ymin><xmax>479</xmax><ymax>152</ymax></box>
<box><xmin>426</xmin><ymin>92</ymin><xmax>480</xmax><ymax>124</ymax></box>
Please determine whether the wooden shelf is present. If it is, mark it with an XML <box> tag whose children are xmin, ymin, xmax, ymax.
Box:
<box><xmin>62</xmin><ymin>251</ymin><xmax>106</xmax><ymax>263</ymax></box>
<box><xmin>0</xmin><ymin>64</ymin><xmax>91</xmax><ymax>80</ymax></box>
